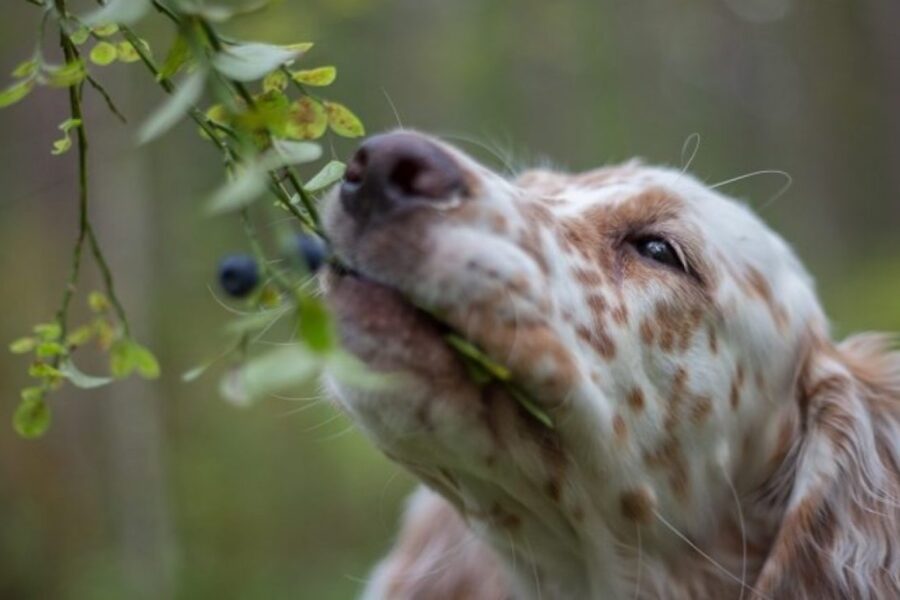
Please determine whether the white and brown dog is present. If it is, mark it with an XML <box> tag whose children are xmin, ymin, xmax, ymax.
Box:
<box><xmin>321</xmin><ymin>131</ymin><xmax>900</xmax><ymax>599</ymax></box>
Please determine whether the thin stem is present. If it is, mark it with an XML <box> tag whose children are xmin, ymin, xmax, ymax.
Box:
<box><xmin>55</xmin><ymin>68</ymin><xmax>88</xmax><ymax>339</ymax></box>
<box><xmin>86</xmin><ymin>75</ymin><xmax>127</xmax><ymax>123</ymax></box>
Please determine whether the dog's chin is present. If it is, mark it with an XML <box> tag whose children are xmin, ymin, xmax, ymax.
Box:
<box><xmin>322</xmin><ymin>266</ymin><xmax>469</xmax><ymax>384</ymax></box>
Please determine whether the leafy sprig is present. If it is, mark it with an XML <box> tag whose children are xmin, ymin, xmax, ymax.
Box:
<box><xmin>5</xmin><ymin>0</ymin><xmax>364</xmax><ymax>437</ymax></box>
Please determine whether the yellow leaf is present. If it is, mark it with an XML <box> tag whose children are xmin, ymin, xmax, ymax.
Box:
<box><xmin>116</xmin><ymin>40</ymin><xmax>142</xmax><ymax>63</ymax></box>
<box><xmin>92</xmin><ymin>23</ymin><xmax>119</xmax><ymax>37</ymax></box>
<box><xmin>89</xmin><ymin>42</ymin><xmax>118</xmax><ymax>66</ymax></box>
<box><xmin>263</xmin><ymin>70</ymin><xmax>288</xmax><ymax>92</ymax></box>
<box><xmin>323</xmin><ymin>101</ymin><xmax>364</xmax><ymax>138</ymax></box>
<box><xmin>291</xmin><ymin>66</ymin><xmax>336</xmax><ymax>87</ymax></box>
<box><xmin>284</xmin><ymin>97</ymin><xmax>328</xmax><ymax>140</ymax></box>
<box><xmin>282</xmin><ymin>42</ymin><xmax>314</xmax><ymax>55</ymax></box>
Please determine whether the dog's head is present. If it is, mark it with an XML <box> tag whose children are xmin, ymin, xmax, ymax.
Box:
<box><xmin>321</xmin><ymin>131</ymin><xmax>898</xmax><ymax>598</ymax></box>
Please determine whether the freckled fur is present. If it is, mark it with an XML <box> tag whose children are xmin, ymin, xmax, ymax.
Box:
<box><xmin>322</xmin><ymin>131</ymin><xmax>900</xmax><ymax>599</ymax></box>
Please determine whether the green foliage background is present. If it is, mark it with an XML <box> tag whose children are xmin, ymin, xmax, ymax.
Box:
<box><xmin>0</xmin><ymin>0</ymin><xmax>898</xmax><ymax>598</ymax></box>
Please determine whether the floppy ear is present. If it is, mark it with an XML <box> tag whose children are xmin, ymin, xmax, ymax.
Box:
<box><xmin>753</xmin><ymin>334</ymin><xmax>900</xmax><ymax>599</ymax></box>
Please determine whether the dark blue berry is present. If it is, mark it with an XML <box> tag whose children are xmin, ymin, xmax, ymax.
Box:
<box><xmin>296</xmin><ymin>233</ymin><xmax>328</xmax><ymax>273</ymax></box>
<box><xmin>218</xmin><ymin>254</ymin><xmax>259</xmax><ymax>298</ymax></box>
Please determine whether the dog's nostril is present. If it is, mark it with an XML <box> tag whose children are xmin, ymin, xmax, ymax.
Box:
<box><xmin>344</xmin><ymin>148</ymin><xmax>367</xmax><ymax>184</ymax></box>
<box><xmin>389</xmin><ymin>157</ymin><xmax>431</xmax><ymax>197</ymax></box>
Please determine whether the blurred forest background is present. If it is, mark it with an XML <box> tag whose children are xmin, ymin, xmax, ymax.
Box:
<box><xmin>1</xmin><ymin>0</ymin><xmax>898</xmax><ymax>598</ymax></box>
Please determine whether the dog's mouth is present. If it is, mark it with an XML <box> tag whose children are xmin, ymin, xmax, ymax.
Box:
<box><xmin>322</xmin><ymin>261</ymin><xmax>467</xmax><ymax>381</ymax></box>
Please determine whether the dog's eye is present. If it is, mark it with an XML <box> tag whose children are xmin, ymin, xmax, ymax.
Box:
<box><xmin>632</xmin><ymin>236</ymin><xmax>686</xmax><ymax>272</ymax></box>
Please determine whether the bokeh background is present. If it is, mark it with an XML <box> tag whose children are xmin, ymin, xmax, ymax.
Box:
<box><xmin>1</xmin><ymin>0</ymin><xmax>898</xmax><ymax>598</ymax></box>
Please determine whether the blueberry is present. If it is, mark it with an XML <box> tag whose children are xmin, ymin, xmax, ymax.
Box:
<box><xmin>218</xmin><ymin>254</ymin><xmax>259</xmax><ymax>298</ymax></box>
<box><xmin>296</xmin><ymin>233</ymin><xmax>328</xmax><ymax>273</ymax></box>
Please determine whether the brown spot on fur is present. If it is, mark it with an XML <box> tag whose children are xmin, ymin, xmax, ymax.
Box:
<box><xmin>643</xmin><ymin>437</ymin><xmax>690</xmax><ymax>500</ymax></box>
<box><xmin>574</xmin><ymin>268</ymin><xmax>603</xmax><ymax>287</ymax></box>
<box><xmin>745</xmin><ymin>266</ymin><xmax>789</xmax><ymax>328</ymax></box>
<box><xmin>707</xmin><ymin>326</ymin><xmax>718</xmax><ymax>354</ymax></box>
<box><xmin>586</xmin><ymin>293</ymin><xmax>607</xmax><ymax>317</ymax></box>
<box><xmin>627</xmin><ymin>387</ymin><xmax>646</xmax><ymax>413</ymax></box>
<box><xmin>728</xmin><ymin>367</ymin><xmax>741</xmax><ymax>410</ymax></box>
<box><xmin>620</xmin><ymin>487</ymin><xmax>655</xmax><ymax>524</ymax></box>
<box><xmin>613</xmin><ymin>414</ymin><xmax>628</xmax><ymax>444</ymax></box>
<box><xmin>518</xmin><ymin>221</ymin><xmax>549</xmax><ymax>274</ymax></box>
<box><xmin>611</xmin><ymin>303</ymin><xmax>629</xmax><ymax>325</ymax></box>
<box><xmin>652</xmin><ymin>302</ymin><xmax>705</xmax><ymax>354</ymax></box>
<box><xmin>691</xmin><ymin>395</ymin><xmax>713</xmax><ymax>425</ymax></box>
<box><xmin>640</xmin><ymin>319</ymin><xmax>655</xmax><ymax>346</ymax></box>
<box><xmin>576</xmin><ymin>325</ymin><xmax>616</xmax><ymax>360</ymax></box>
<box><xmin>544</xmin><ymin>480</ymin><xmax>561</xmax><ymax>503</ymax></box>
<box><xmin>490</xmin><ymin>213</ymin><xmax>508</xmax><ymax>234</ymax></box>
<box><xmin>489</xmin><ymin>503</ymin><xmax>522</xmax><ymax>531</ymax></box>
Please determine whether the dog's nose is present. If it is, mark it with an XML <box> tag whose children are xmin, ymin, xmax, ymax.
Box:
<box><xmin>340</xmin><ymin>132</ymin><xmax>465</xmax><ymax>224</ymax></box>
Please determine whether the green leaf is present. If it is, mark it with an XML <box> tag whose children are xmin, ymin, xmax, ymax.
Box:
<box><xmin>70</xmin><ymin>27</ymin><xmax>91</xmax><ymax>45</ymax></box>
<box><xmin>181</xmin><ymin>362</ymin><xmax>211</xmax><ymax>383</ymax></box>
<box><xmin>323</xmin><ymin>101</ymin><xmax>364</xmax><ymax>137</ymax></box>
<box><xmin>109</xmin><ymin>339</ymin><xmax>134</xmax><ymax>378</ymax></box>
<box><xmin>325</xmin><ymin>351</ymin><xmax>395</xmax><ymax>391</ymax></box>
<box><xmin>283</xmin><ymin>97</ymin><xmax>327</xmax><ymax>140</ymax></box>
<box><xmin>158</xmin><ymin>33</ymin><xmax>191</xmax><ymax>81</ymax></box>
<box><xmin>0</xmin><ymin>78</ymin><xmax>34</xmax><ymax>109</ymax></box>
<box><xmin>28</xmin><ymin>362</ymin><xmax>63</xmax><ymax>379</ymax></box>
<box><xmin>304</xmin><ymin>160</ymin><xmax>346</xmax><ymax>193</ymax></box>
<box><xmin>14</xmin><ymin>394</ymin><xmax>50</xmax><ymax>439</ymax></box>
<box><xmin>82</xmin><ymin>0</ymin><xmax>150</xmax><ymax>27</ymax></box>
<box><xmin>88</xmin><ymin>291</ymin><xmax>110</xmax><ymax>312</ymax></box>
<box><xmin>11</xmin><ymin>58</ymin><xmax>38</xmax><ymax>79</ymax></box>
<box><xmin>137</xmin><ymin>69</ymin><xmax>207</xmax><ymax>144</ymax></box>
<box><xmin>263</xmin><ymin>70</ymin><xmax>288</xmax><ymax>92</ymax></box>
<box><xmin>131</xmin><ymin>343</ymin><xmax>160</xmax><ymax>379</ymax></box>
<box><xmin>9</xmin><ymin>337</ymin><xmax>36</xmax><ymax>354</ymax></box>
<box><xmin>239</xmin><ymin>345</ymin><xmax>320</xmax><ymax>401</ymax></box>
<box><xmin>33</xmin><ymin>322</ymin><xmax>62</xmax><ymax>341</ymax></box>
<box><xmin>35</xmin><ymin>341</ymin><xmax>66</xmax><ymax>359</ymax></box>
<box><xmin>52</xmin><ymin>137</ymin><xmax>73</xmax><ymax>156</ymax></box>
<box><xmin>46</xmin><ymin>61</ymin><xmax>87</xmax><ymax>87</ymax></box>
<box><xmin>116</xmin><ymin>39</ymin><xmax>148</xmax><ymax>63</ymax></box>
<box><xmin>91</xmin><ymin>23</ymin><xmax>120</xmax><ymax>37</ymax></box>
<box><xmin>291</xmin><ymin>66</ymin><xmax>336</xmax><ymax>87</ymax></box>
<box><xmin>59</xmin><ymin>359</ymin><xmax>113</xmax><ymax>389</ymax></box>
<box><xmin>205</xmin><ymin>163</ymin><xmax>269</xmax><ymax>214</ymax></box>
<box><xmin>51</xmin><ymin>119</ymin><xmax>81</xmax><ymax>156</ymax></box>
<box><xmin>89</xmin><ymin>42</ymin><xmax>119</xmax><ymax>66</ymax></box>
<box><xmin>109</xmin><ymin>339</ymin><xmax>159</xmax><ymax>379</ymax></box>
<box><xmin>212</xmin><ymin>43</ymin><xmax>302</xmax><ymax>82</ymax></box>
<box><xmin>297</xmin><ymin>297</ymin><xmax>334</xmax><ymax>354</ymax></box>
<box><xmin>66</xmin><ymin>324</ymin><xmax>95</xmax><ymax>347</ymax></box>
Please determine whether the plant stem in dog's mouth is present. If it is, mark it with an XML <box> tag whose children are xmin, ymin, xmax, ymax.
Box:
<box><xmin>328</xmin><ymin>258</ymin><xmax>554</xmax><ymax>429</ymax></box>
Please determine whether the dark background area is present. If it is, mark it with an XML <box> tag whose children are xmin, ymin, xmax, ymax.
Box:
<box><xmin>1</xmin><ymin>0</ymin><xmax>897</xmax><ymax>598</ymax></box>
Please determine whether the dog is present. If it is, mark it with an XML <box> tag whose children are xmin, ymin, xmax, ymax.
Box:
<box><xmin>320</xmin><ymin>131</ymin><xmax>900</xmax><ymax>599</ymax></box>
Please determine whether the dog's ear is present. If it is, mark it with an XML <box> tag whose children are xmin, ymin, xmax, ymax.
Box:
<box><xmin>753</xmin><ymin>334</ymin><xmax>900</xmax><ymax>599</ymax></box>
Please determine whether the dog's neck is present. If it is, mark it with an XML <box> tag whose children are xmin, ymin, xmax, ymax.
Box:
<box><xmin>448</xmin><ymin>402</ymin><xmax>802</xmax><ymax>599</ymax></box>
